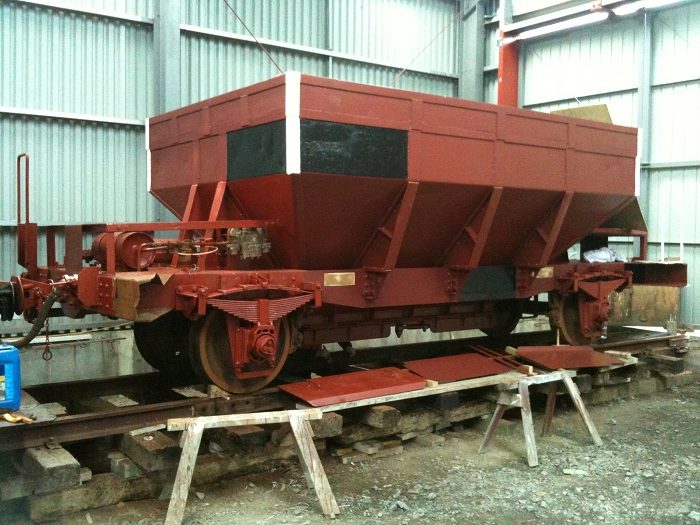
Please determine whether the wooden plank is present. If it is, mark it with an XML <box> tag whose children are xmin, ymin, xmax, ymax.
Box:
<box><xmin>168</xmin><ymin>409</ymin><xmax>322</xmax><ymax>431</ymax></box>
<box><xmin>496</xmin><ymin>392</ymin><xmax>521</xmax><ymax>407</ymax></box>
<box><xmin>643</xmin><ymin>353</ymin><xmax>684</xmax><ymax>374</ymax></box>
<box><xmin>478</xmin><ymin>404</ymin><xmax>507</xmax><ymax>454</ymax></box>
<box><xmin>340</xmin><ymin>444</ymin><xmax>404</xmax><ymax>464</ymax></box>
<box><xmin>165</xmin><ymin>421</ymin><xmax>204</xmax><ymax>525</ymax></box>
<box><xmin>288</xmin><ymin>412</ymin><xmax>340</xmax><ymax>518</ymax></box>
<box><xmin>299</xmin><ymin>371</ymin><xmax>527</xmax><ymax>413</ymax></box>
<box><xmin>518</xmin><ymin>381</ymin><xmax>538</xmax><ymax>467</ymax></box>
<box><xmin>561</xmin><ymin>374</ymin><xmax>603</xmax><ymax>446</ymax></box>
<box><xmin>542</xmin><ymin>382</ymin><xmax>558</xmax><ymax>437</ymax></box>
<box><xmin>353</xmin><ymin>440</ymin><xmax>382</xmax><ymax>454</ymax></box>
<box><xmin>520</xmin><ymin>370</ymin><xmax>576</xmax><ymax>386</ymax></box>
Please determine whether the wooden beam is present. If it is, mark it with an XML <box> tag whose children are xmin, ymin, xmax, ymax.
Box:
<box><xmin>289</xmin><ymin>412</ymin><xmax>340</xmax><ymax>517</ymax></box>
<box><xmin>168</xmin><ymin>408</ymin><xmax>323</xmax><ymax>432</ymax></box>
<box><xmin>165</xmin><ymin>420</ymin><xmax>204</xmax><ymax>525</ymax></box>
<box><xmin>518</xmin><ymin>381</ymin><xmax>538</xmax><ymax>467</ymax></box>
<box><xmin>478</xmin><ymin>404</ymin><xmax>507</xmax><ymax>454</ymax></box>
<box><xmin>562</xmin><ymin>374</ymin><xmax>603</xmax><ymax>446</ymax></box>
<box><xmin>165</xmin><ymin>409</ymin><xmax>334</xmax><ymax>524</ymax></box>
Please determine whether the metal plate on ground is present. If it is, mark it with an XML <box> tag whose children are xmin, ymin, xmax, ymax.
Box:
<box><xmin>279</xmin><ymin>367</ymin><xmax>426</xmax><ymax>407</ymax></box>
<box><xmin>516</xmin><ymin>346</ymin><xmax>623</xmax><ymax>370</ymax></box>
<box><xmin>404</xmin><ymin>352</ymin><xmax>515</xmax><ymax>383</ymax></box>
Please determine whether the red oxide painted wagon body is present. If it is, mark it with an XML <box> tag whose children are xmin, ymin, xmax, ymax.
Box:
<box><xmin>1</xmin><ymin>74</ymin><xmax>686</xmax><ymax>392</ymax></box>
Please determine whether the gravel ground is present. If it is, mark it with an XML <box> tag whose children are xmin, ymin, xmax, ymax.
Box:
<box><xmin>33</xmin><ymin>350</ymin><xmax>699</xmax><ymax>525</ymax></box>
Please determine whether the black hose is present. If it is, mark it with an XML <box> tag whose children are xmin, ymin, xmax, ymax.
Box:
<box><xmin>0</xmin><ymin>288</ymin><xmax>60</xmax><ymax>349</ymax></box>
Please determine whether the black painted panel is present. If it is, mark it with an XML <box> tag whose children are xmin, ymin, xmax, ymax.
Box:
<box><xmin>460</xmin><ymin>266</ymin><xmax>517</xmax><ymax>301</ymax></box>
<box><xmin>227</xmin><ymin>119</ymin><xmax>407</xmax><ymax>180</ymax></box>
<box><xmin>300</xmin><ymin>120</ymin><xmax>407</xmax><ymax>179</ymax></box>
<box><xmin>227</xmin><ymin>120</ymin><xmax>286</xmax><ymax>180</ymax></box>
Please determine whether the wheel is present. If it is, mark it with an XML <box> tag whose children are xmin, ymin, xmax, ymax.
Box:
<box><xmin>188</xmin><ymin>317</ymin><xmax>208</xmax><ymax>383</ymax></box>
<box><xmin>548</xmin><ymin>292</ymin><xmax>593</xmax><ymax>345</ymax></box>
<box><xmin>192</xmin><ymin>309</ymin><xmax>292</xmax><ymax>393</ymax></box>
<box><xmin>133</xmin><ymin>310</ymin><xmax>194</xmax><ymax>377</ymax></box>
<box><xmin>482</xmin><ymin>299</ymin><xmax>523</xmax><ymax>339</ymax></box>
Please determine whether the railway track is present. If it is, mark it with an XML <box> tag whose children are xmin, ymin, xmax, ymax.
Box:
<box><xmin>0</xmin><ymin>328</ymin><xmax>687</xmax><ymax>453</ymax></box>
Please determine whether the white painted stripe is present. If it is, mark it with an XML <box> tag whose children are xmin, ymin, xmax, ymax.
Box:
<box><xmin>0</xmin><ymin>105</ymin><xmax>144</xmax><ymax>126</ymax></box>
<box><xmin>16</xmin><ymin>0</ymin><xmax>153</xmax><ymax>25</ymax></box>
<box><xmin>635</xmin><ymin>129</ymin><xmax>642</xmax><ymax>198</ymax></box>
<box><xmin>285</xmin><ymin>71</ymin><xmax>302</xmax><ymax>175</ymax></box>
<box><xmin>145</xmin><ymin>117</ymin><xmax>152</xmax><ymax>192</ymax></box>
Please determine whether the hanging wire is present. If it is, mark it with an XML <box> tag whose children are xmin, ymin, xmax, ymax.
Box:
<box><xmin>390</xmin><ymin>7</ymin><xmax>465</xmax><ymax>87</ymax></box>
<box><xmin>221</xmin><ymin>0</ymin><xmax>284</xmax><ymax>74</ymax></box>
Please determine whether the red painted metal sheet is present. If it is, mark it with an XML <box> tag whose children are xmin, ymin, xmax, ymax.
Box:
<box><xmin>516</xmin><ymin>346</ymin><xmax>623</xmax><ymax>370</ymax></box>
<box><xmin>404</xmin><ymin>352</ymin><xmax>516</xmax><ymax>384</ymax></box>
<box><xmin>279</xmin><ymin>367</ymin><xmax>426</xmax><ymax>407</ymax></box>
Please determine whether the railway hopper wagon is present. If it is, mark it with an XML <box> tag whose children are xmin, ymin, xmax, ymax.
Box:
<box><xmin>0</xmin><ymin>73</ymin><xmax>687</xmax><ymax>393</ymax></box>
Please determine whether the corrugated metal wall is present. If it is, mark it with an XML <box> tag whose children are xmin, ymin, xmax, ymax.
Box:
<box><xmin>0</xmin><ymin>0</ymin><xmax>158</xmax><ymax>334</ymax></box>
<box><xmin>520</xmin><ymin>1</ymin><xmax>700</xmax><ymax>325</ymax></box>
<box><xmin>181</xmin><ymin>0</ymin><xmax>458</xmax><ymax>104</ymax></box>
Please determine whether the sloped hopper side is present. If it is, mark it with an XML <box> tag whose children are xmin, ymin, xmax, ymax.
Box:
<box><xmin>600</xmin><ymin>199</ymin><xmax>648</xmax><ymax>231</ymax></box>
<box><xmin>148</xmin><ymin>73</ymin><xmax>638</xmax><ymax>271</ymax></box>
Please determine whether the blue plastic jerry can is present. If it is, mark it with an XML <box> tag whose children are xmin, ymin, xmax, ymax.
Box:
<box><xmin>0</xmin><ymin>344</ymin><xmax>21</xmax><ymax>411</ymax></box>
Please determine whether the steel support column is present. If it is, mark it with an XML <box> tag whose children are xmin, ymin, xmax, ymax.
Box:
<box><xmin>497</xmin><ymin>40</ymin><xmax>519</xmax><ymax>106</ymax></box>
<box><xmin>458</xmin><ymin>0</ymin><xmax>485</xmax><ymax>100</ymax></box>
<box><xmin>497</xmin><ymin>0</ymin><xmax>518</xmax><ymax>106</ymax></box>
<box><xmin>636</xmin><ymin>11</ymin><xmax>654</xmax><ymax>257</ymax></box>
<box><xmin>154</xmin><ymin>0</ymin><xmax>181</xmax><ymax>113</ymax></box>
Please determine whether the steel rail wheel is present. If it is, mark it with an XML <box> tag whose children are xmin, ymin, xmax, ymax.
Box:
<box><xmin>188</xmin><ymin>316</ymin><xmax>208</xmax><ymax>383</ymax></box>
<box><xmin>483</xmin><ymin>299</ymin><xmax>524</xmax><ymax>339</ymax></box>
<box><xmin>193</xmin><ymin>309</ymin><xmax>292</xmax><ymax>393</ymax></box>
<box><xmin>133</xmin><ymin>310</ymin><xmax>194</xmax><ymax>377</ymax></box>
<box><xmin>549</xmin><ymin>292</ymin><xmax>592</xmax><ymax>345</ymax></box>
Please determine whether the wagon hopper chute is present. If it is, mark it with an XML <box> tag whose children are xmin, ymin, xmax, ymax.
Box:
<box><xmin>0</xmin><ymin>73</ymin><xmax>686</xmax><ymax>393</ymax></box>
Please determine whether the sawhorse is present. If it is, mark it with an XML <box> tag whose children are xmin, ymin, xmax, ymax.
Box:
<box><xmin>164</xmin><ymin>409</ymin><xmax>339</xmax><ymax>525</ymax></box>
<box><xmin>478</xmin><ymin>370</ymin><xmax>602</xmax><ymax>467</ymax></box>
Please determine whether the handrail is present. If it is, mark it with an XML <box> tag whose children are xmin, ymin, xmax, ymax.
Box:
<box><xmin>16</xmin><ymin>152</ymin><xmax>30</xmax><ymax>225</ymax></box>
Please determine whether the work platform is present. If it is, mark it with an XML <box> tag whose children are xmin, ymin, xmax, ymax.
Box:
<box><xmin>164</xmin><ymin>366</ymin><xmax>602</xmax><ymax>524</ymax></box>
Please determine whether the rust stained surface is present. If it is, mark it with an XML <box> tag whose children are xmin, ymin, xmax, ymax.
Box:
<box><xmin>279</xmin><ymin>367</ymin><xmax>426</xmax><ymax>407</ymax></box>
<box><xmin>516</xmin><ymin>346</ymin><xmax>623</xmax><ymax>370</ymax></box>
<box><xmin>404</xmin><ymin>352</ymin><xmax>516</xmax><ymax>383</ymax></box>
